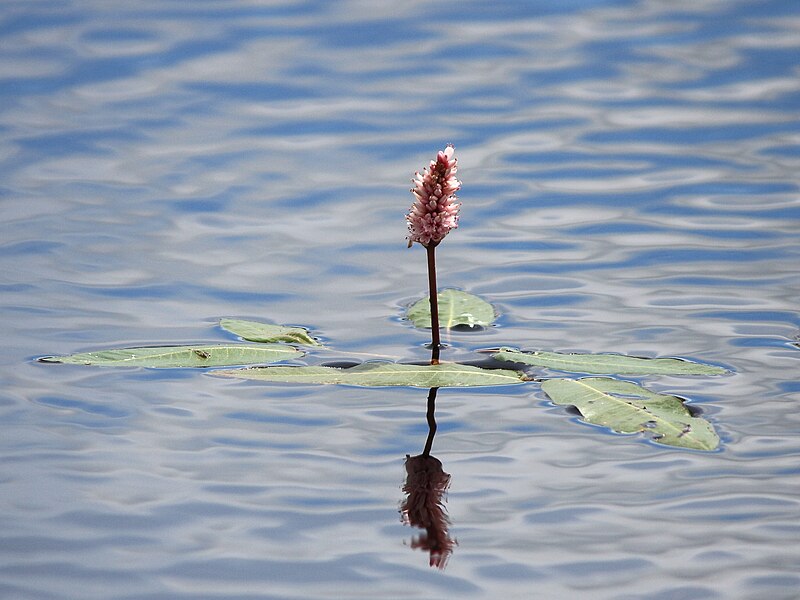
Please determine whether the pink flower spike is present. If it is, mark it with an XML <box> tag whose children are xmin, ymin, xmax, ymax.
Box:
<box><xmin>406</xmin><ymin>145</ymin><xmax>461</xmax><ymax>248</ymax></box>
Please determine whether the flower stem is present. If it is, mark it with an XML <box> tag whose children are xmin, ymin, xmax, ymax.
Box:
<box><xmin>426</xmin><ymin>243</ymin><xmax>441</xmax><ymax>365</ymax></box>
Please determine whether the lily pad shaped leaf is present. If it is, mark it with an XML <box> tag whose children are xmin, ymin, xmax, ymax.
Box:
<box><xmin>220</xmin><ymin>318</ymin><xmax>320</xmax><ymax>346</ymax></box>
<box><xmin>407</xmin><ymin>289</ymin><xmax>496</xmax><ymax>329</ymax></box>
<box><xmin>494</xmin><ymin>349</ymin><xmax>727</xmax><ymax>376</ymax></box>
<box><xmin>214</xmin><ymin>362</ymin><xmax>527</xmax><ymax>388</ymax></box>
<box><xmin>542</xmin><ymin>377</ymin><xmax>720</xmax><ymax>451</ymax></box>
<box><xmin>40</xmin><ymin>344</ymin><xmax>303</xmax><ymax>368</ymax></box>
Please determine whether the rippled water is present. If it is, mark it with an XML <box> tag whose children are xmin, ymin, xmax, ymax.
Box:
<box><xmin>2</xmin><ymin>1</ymin><xmax>799</xmax><ymax>598</ymax></box>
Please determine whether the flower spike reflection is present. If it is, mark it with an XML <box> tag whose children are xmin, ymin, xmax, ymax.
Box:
<box><xmin>401</xmin><ymin>453</ymin><xmax>454</xmax><ymax>568</ymax></box>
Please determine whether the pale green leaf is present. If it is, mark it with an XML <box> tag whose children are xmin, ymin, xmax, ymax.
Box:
<box><xmin>542</xmin><ymin>377</ymin><xmax>720</xmax><ymax>451</ymax></box>
<box><xmin>407</xmin><ymin>289</ymin><xmax>496</xmax><ymax>329</ymax></box>
<box><xmin>494</xmin><ymin>348</ymin><xmax>728</xmax><ymax>376</ymax></box>
<box><xmin>214</xmin><ymin>362</ymin><xmax>527</xmax><ymax>388</ymax></box>
<box><xmin>220</xmin><ymin>318</ymin><xmax>320</xmax><ymax>346</ymax></box>
<box><xmin>40</xmin><ymin>344</ymin><xmax>303</xmax><ymax>368</ymax></box>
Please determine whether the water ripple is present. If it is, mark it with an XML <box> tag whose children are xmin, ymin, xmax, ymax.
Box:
<box><xmin>2</xmin><ymin>0</ymin><xmax>799</xmax><ymax>598</ymax></box>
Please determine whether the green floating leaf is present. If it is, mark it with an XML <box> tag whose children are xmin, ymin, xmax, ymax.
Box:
<box><xmin>407</xmin><ymin>289</ymin><xmax>496</xmax><ymax>329</ymax></box>
<box><xmin>220</xmin><ymin>318</ymin><xmax>321</xmax><ymax>346</ymax></box>
<box><xmin>40</xmin><ymin>344</ymin><xmax>303</xmax><ymax>368</ymax></box>
<box><xmin>494</xmin><ymin>348</ymin><xmax>728</xmax><ymax>376</ymax></box>
<box><xmin>214</xmin><ymin>362</ymin><xmax>527</xmax><ymax>388</ymax></box>
<box><xmin>542</xmin><ymin>377</ymin><xmax>720</xmax><ymax>451</ymax></box>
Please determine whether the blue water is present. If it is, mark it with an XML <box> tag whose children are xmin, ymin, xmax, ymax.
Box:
<box><xmin>2</xmin><ymin>1</ymin><xmax>799</xmax><ymax>598</ymax></box>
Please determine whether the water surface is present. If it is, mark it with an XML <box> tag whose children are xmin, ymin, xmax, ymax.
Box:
<box><xmin>1</xmin><ymin>1</ymin><xmax>799</xmax><ymax>598</ymax></box>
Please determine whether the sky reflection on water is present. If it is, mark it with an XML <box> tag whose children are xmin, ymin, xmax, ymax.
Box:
<box><xmin>1</xmin><ymin>0</ymin><xmax>799</xmax><ymax>598</ymax></box>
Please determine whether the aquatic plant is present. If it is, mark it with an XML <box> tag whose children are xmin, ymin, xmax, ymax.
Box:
<box><xmin>406</xmin><ymin>145</ymin><xmax>461</xmax><ymax>364</ymax></box>
<box><xmin>40</xmin><ymin>144</ymin><xmax>731</xmax><ymax>568</ymax></box>
<box><xmin>40</xmin><ymin>145</ymin><xmax>728</xmax><ymax>452</ymax></box>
